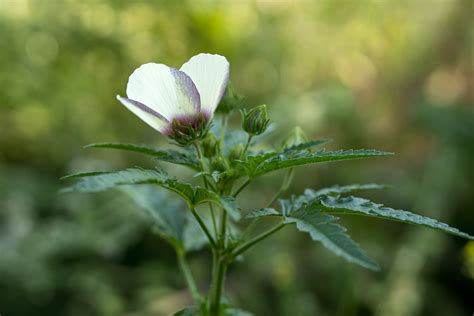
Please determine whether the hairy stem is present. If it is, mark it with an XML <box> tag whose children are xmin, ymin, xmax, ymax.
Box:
<box><xmin>177</xmin><ymin>251</ymin><xmax>201</xmax><ymax>303</ymax></box>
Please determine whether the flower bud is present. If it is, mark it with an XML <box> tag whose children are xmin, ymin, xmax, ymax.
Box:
<box><xmin>216</xmin><ymin>82</ymin><xmax>243</xmax><ymax>114</ymax></box>
<box><xmin>211</xmin><ymin>157</ymin><xmax>227</xmax><ymax>172</ymax></box>
<box><xmin>228</xmin><ymin>143</ymin><xmax>243</xmax><ymax>165</ymax></box>
<box><xmin>282</xmin><ymin>126</ymin><xmax>309</xmax><ymax>149</ymax></box>
<box><xmin>241</xmin><ymin>104</ymin><xmax>269</xmax><ymax>136</ymax></box>
<box><xmin>202</xmin><ymin>133</ymin><xmax>219</xmax><ymax>158</ymax></box>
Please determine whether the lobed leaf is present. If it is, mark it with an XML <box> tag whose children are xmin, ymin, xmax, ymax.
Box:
<box><xmin>283</xmin><ymin>139</ymin><xmax>331</xmax><ymax>151</ymax></box>
<box><xmin>62</xmin><ymin>168</ymin><xmax>241</xmax><ymax>221</ymax></box>
<box><xmin>306</xmin><ymin>183</ymin><xmax>387</xmax><ymax>198</ymax></box>
<box><xmin>121</xmin><ymin>186</ymin><xmax>208</xmax><ymax>252</ymax></box>
<box><xmin>245</xmin><ymin>208</ymin><xmax>280</xmax><ymax>219</ymax></box>
<box><xmin>244</xmin><ymin>204</ymin><xmax>379</xmax><ymax>270</ymax></box>
<box><xmin>252</xmin><ymin>149</ymin><xmax>393</xmax><ymax>177</ymax></box>
<box><xmin>284</xmin><ymin>203</ymin><xmax>380</xmax><ymax>270</ymax></box>
<box><xmin>319</xmin><ymin>195</ymin><xmax>474</xmax><ymax>240</ymax></box>
<box><xmin>85</xmin><ymin>142</ymin><xmax>200</xmax><ymax>170</ymax></box>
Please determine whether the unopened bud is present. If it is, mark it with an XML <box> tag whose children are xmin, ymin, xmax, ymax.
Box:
<box><xmin>282</xmin><ymin>126</ymin><xmax>309</xmax><ymax>149</ymax></box>
<box><xmin>228</xmin><ymin>143</ymin><xmax>243</xmax><ymax>164</ymax></box>
<box><xmin>202</xmin><ymin>133</ymin><xmax>219</xmax><ymax>158</ymax></box>
<box><xmin>216</xmin><ymin>82</ymin><xmax>243</xmax><ymax>114</ymax></box>
<box><xmin>211</xmin><ymin>157</ymin><xmax>227</xmax><ymax>172</ymax></box>
<box><xmin>241</xmin><ymin>104</ymin><xmax>269</xmax><ymax>136</ymax></box>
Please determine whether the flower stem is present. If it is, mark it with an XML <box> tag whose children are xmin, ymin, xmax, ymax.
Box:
<box><xmin>232</xmin><ymin>222</ymin><xmax>285</xmax><ymax>258</ymax></box>
<box><xmin>240</xmin><ymin>134</ymin><xmax>253</xmax><ymax>160</ymax></box>
<box><xmin>177</xmin><ymin>250</ymin><xmax>201</xmax><ymax>303</ymax></box>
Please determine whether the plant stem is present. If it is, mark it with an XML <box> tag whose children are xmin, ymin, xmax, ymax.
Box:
<box><xmin>219</xmin><ymin>211</ymin><xmax>227</xmax><ymax>248</ymax></box>
<box><xmin>240</xmin><ymin>134</ymin><xmax>253</xmax><ymax>160</ymax></box>
<box><xmin>219</xmin><ymin>115</ymin><xmax>228</xmax><ymax>153</ymax></box>
<box><xmin>190</xmin><ymin>206</ymin><xmax>217</xmax><ymax>249</ymax></box>
<box><xmin>177</xmin><ymin>251</ymin><xmax>201</xmax><ymax>303</ymax></box>
<box><xmin>232</xmin><ymin>222</ymin><xmax>285</xmax><ymax>258</ymax></box>
<box><xmin>237</xmin><ymin>169</ymin><xmax>293</xmax><ymax>247</ymax></box>
<box><xmin>232</xmin><ymin>178</ymin><xmax>251</xmax><ymax>197</ymax></box>
<box><xmin>209</xmin><ymin>254</ymin><xmax>228</xmax><ymax>316</ymax></box>
<box><xmin>193</xmin><ymin>142</ymin><xmax>218</xmax><ymax>238</ymax></box>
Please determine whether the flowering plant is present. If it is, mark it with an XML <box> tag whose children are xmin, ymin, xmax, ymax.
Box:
<box><xmin>63</xmin><ymin>53</ymin><xmax>473</xmax><ymax>315</ymax></box>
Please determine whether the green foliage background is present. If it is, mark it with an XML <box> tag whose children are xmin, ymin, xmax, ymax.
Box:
<box><xmin>0</xmin><ymin>0</ymin><xmax>473</xmax><ymax>315</ymax></box>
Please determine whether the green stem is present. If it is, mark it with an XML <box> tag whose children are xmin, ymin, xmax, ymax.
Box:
<box><xmin>219</xmin><ymin>115</ymin><xmax>228</xmax><ymax>153</ymax></box>
<box><xmin>237</xmin><ymin>170</ymin><xmax>292</xmax><ymax>247</ymax></box>
<box><xmin>219</xmin><ymin>211</ymin><xmax>228</xmax><ymax>248</ymax></box>
<box><xmin>232</xmin><ymin>222</ymin><xmax>285</xmax><ymax>258</ymax></box>
<box><xmin>232</xmin><ymin>178</ymin><xmax>251</xmax><ymax>197</ymax></box>
<box><xmin>190</xmin><ymin>206</ymin><xmax>217</xmax><ymax>249</ymax></box>
<box><xmin>193</xmin><ymin>142</ymin><xmax>218</xmax><ymax>238</ymax></box>
<box><xmin>177</xmin><ymin>251</ymin><xmax>201</xmax><ymax>303</ymax></box>
<box><xmin>240</xmin><ymin>134</ymin><xmax>253</xmax><ymax>160</ymax></box>
<box><xmin>210</xmin><ymin>255</ymin><xmax>228</xmax><ymax>316</ymax></box>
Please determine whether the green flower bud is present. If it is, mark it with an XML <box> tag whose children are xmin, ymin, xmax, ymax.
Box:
<box><xmin>202</xmin><ymin>133</ymin><xmax>219</xmax><ymax>158</ymax></box>
<box><xmin>228</xmin><ymin>143</ymin><xmax>244</xmax><ymax>164</ymax></box>
<box><xmin>216</xmin><ymin>82</ymin><xmax>243</xmax><ymax>114</ymax></box>
<box><xmin>211</xmin><ymin>157</ymin><xmax>227</xmax><ymax>172</ymax></box>
<box><xmin>282</xmin><ymin>126</ymin><xmax>309</xmax><ymax>149</ymax></box>
<box><xmin>241</xmin><ymin>104</ymin><xmax>270</xmax><ymax>136</ymax></box>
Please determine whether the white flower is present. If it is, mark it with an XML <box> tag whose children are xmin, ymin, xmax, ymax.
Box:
<box><xmin>117</xmin><ymin>53</ymin><xmax>229</xmax><ymax>136</ymax></box>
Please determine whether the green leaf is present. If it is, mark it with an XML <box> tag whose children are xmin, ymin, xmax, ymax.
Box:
<box><xmin>284</xmin><ymin>203</ymin><xmax>379</xmax><ymax>270</ymax></box>
<box><xmin>236</xmin><ymin>149</ymin><xmax>393</xmax><ymax>178</ymax></box>
<box><xmin>173</xmin><ymin>306</ymin><xmax>200</xmax><ymax>316</ymax></box>
<box><xmin>121</xmin><ymin>186</ymin><xmax>208</xmax><ymax>252</ymax></box>
<box><xmin>319</xmin><ymin>195</ymin><xmax>474</xmax><ymax>240</ymax></box>
<box><xmin>253</xmin><ymin>149</ymin><xmax>393</xmax><ymax>177</ymax></box>
<box><xmin>243</xmin><ymin>204</ymin><xmax>378</xmax><ymax>270</ymax></box>
<box><xmin>85</xmin><ymin>142</ymin><xmax>200</xmax><ymax>170</ymax></box>
<box><xmin>306</xmin><ymin>183</ymin><xmax>387</xmax><ymax>198</ymax></box>
<box><xmin>225</xmin><ymin>308</ymin><xmax>254</xmax><ymax>316</ymax></box>
<box><xmin>283</xmin><ymin>139</ymin><xmax>331</xmax><ymax>151</ymax></box>
<box><xmin>62</xmin><ymin>168</ymin><xmax>241</xmax><ymax>221</ymax></box>
<box><xmin>246</xmin><ymin>208</ymin><xmax>280</xmax><ymax>219</ymax></box>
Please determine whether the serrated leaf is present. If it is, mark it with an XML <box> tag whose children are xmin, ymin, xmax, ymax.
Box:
<box><xmin>121</xmin><ymin>186</ymin><xmax>208</xmax><ymax>252</ymax></box>
<box><xmin>319</xmin><ymin>195</ymin><xmax>474</xmax><ymax>240</ymax></box>
<box><xmin>236</xmin><ymin>149</ymin><xmax>393</xmax><ymax>178</ymax></box>
<box><xmin>173</xmin><ymin>306</ymin><xmax>200</xmax><ymax>316</ymax></box>
<box><xmin>225</xmin><ymin>308</ymin><xmax>254</xmax><ymax>316</ymax></box>
<box><xmin>245</xmin><ymin>208</ymin><xmax>280</xmax><ymax>219</ymax></box>
<box><xmin>252</xmin><ymin>149</ymin><xmax>393</xmax><ymax>177</ymax></box>
<box><xmin>284</xmin><ymin>139</ymin><xmax>331</xmax><ymax>151</ymax></box>
<box><xmin>284</xmin><ymin>203</ymin><xmax>379</xmax><ymax>270</ymax></box>
<box><xmin>85</xmin><ymin>142</ymin><xmax>200</xmax><ymax>170</ymax></box>
<box><xmin>62</xmin><ymin>168</ymin><xmax>241</xmax><ymax>221</ymax></box>
<box><xmin>306</xmin><ymin>183</ymin><xmax>387</xmax><ymax>198</ymax></box>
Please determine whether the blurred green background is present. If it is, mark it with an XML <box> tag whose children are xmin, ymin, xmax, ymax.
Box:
<box><xmin>1</xmin><ymin>0</ymin><xmax>473</xmax><ymax>315</ymax></box>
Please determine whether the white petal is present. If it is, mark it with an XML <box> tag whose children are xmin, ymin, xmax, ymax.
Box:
<box><xmin>117</xmin><ymin>95</ymin><xmax>169</xmax><ymax>134</ymax></box>
<box><xmin>126</xmin><ymin>63</ymin><xmax>200</xmax><ymax>120</ymax></box>
<box><xmin>180</xmin><ymin>53</ymin><xmax>229</xmax><ymax>116</ymax></box>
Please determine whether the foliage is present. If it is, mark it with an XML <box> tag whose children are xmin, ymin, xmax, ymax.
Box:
<box><xmin>63</xmin><ymin>98</ymin><xmax>473</xmax><ymax>315</ymax></box>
